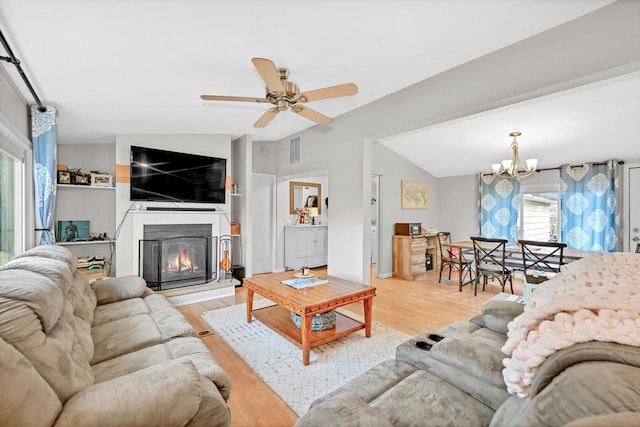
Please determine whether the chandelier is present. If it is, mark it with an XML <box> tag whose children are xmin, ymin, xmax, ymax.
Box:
<box><xmin>491</xmin><ymin>131</ymin><xmax>537</xmax><ymax>179</ymax></box>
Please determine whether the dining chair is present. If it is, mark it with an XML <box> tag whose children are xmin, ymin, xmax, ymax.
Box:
<box><xmin>518</xmin><ymin>240</ymin><xmax>567</xmax><ymax>301</ymax></box>
<box><xmin>470</xmin><ymin>236</ymin><xmax>514</xmax><ymax>296</ymax></box>
<box><xmin>436</xmin><ymin>232</ymin><xmax>474</xmax><ymax>290</ymax></box>
<box><xmin>636</xmin><ymin>242</ymin><xmax>640</xmax><ymax>253</ymax></box>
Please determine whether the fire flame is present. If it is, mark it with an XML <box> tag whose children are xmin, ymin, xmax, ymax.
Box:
<box><xmin>167</xmin><ymin>246</ymin><xmax>197</xmax><ymax>271</ymax></box>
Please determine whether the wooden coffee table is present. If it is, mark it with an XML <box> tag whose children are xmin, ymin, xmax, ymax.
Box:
<box><xmin>244</xmin><ymin>271</ymin><xmax>376</xmax><ymax>365</ymax></box>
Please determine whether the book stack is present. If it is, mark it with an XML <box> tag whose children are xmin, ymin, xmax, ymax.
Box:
<box><xmin>77</xmin><ymin>256</ymin><xmax>105</xmax><ymax>269</ymax></box>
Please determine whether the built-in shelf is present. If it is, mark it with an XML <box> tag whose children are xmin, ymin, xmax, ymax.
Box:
<box><xmin>56</xmin><ymin>240</ymin><xmax>112</xmax><ymax>246</ymax></box>
<box><xmin>57</xmin><ymin>184</ymin><xmax>115</xmax><ymax>191</ymax></box>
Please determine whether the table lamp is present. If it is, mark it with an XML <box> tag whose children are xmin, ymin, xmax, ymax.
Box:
<box><xmin>307</xmin><ymin>207</ymin><xmax>319</xmax><ymax>225</ymax></box>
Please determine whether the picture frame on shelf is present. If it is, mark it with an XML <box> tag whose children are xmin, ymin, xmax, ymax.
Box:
<box><xmin>70</xmin><ymin>170</ymin><xmax>91</xmax><ymax>185</ymax></box>
<box><xmin>90</xmin><ymin>173</ymin><xmax>113</xmax><ymax>187</ymax></box>
<box><xmin>57</xmin><ymin>220</ymin><xmax>90</xmax><ymax>242</ymax></box>
<box><xmin>58</xmin><ymin>171</ymin><xmax>71</xmax><ymax>184</ymax></box>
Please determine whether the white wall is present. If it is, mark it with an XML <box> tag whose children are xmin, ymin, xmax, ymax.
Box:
<box><xmin>232</xmin><ymin>135</ymin><xmax>252</xmax><ymax>276</ymax></box>
<box><xmin>372</xmin><ymin>142</ymin><xmax>438</xmax><ymax>277</ymax></box>
<box><xmin>436</xmin><ymin>174</ymin><xmax>478</xmax><ymax>242</ymax></box>
<box><xmin>252</xmin><ymin>140</ymin><xmax>279</xmax><ymax>175</ymax></box>
<box><xmin>0</xmin><ymin>65</ymin><xmax>29</xmax><ymax>138</ymax></box>
<box><xmin>114</xmin><ymin>133</ymin><xmax>232</xmax><ymax>276</ymax></box>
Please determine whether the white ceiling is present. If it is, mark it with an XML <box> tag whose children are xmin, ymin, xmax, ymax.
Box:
<box><xmin>380</xmin><ymin>71</ymin><xmax>640</xmax><ymax>177</ymax></box>
<box><xmin>1</xmin><ymin>0</ymin><xmax>637</xmax><ymax>177</ymax></box>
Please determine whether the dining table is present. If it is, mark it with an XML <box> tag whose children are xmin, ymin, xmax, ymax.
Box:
<box><xmin>445</xmin><ymin>240</ymin><xmax>596</xmax><ymax>292</ymax></box>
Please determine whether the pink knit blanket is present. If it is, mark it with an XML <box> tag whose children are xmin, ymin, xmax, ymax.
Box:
<box><xmin>501</xmin><ymin>252</ymin><xmax>640</xmax><ymax>397</ymax></box>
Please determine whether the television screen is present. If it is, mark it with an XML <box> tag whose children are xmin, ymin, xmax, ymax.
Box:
<box><xmin>130</xmin><ymin>146</ymin><xmax>226</xmax><ymax>203</ymax></box>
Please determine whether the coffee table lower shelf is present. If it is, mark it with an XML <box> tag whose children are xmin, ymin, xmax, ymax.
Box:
<box><xmin>252</xmin><ymin>304</ymin><xmax>365</xmax><ymax>350</ymax></box>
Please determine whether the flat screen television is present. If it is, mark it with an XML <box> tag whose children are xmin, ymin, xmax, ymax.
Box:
<box><xmin>130</xmin><ymin>146</ymin><xmax>226</xmax><ymax>203</ymax></box>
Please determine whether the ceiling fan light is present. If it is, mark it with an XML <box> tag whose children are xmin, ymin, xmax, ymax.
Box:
<box><xmin>526</xmin><ymin>158</ymin><xmax>538</xmax><ymax>171</ymax></box>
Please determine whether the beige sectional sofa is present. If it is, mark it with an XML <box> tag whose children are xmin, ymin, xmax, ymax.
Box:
<box><xmin>296</xmin><ymin>252</ymin><xmax>640</xmax><ymax>426</ymax></box>
<box><xmin>0</xmin><ymin>245</ymin><xmax>231</xmax><ymax>426</ymax></box>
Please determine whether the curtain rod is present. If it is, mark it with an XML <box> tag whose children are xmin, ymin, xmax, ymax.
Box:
<box><xmin>0</xmin><ymin>27</ymin><xmax>46</xmax><ymax>112</ymax></box>
<box><xmin>482</xmin><ymin>160</ymin><xmax>625</xmax><ymax>176</ymax></box>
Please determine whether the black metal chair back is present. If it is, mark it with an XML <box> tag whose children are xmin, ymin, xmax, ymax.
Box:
<box><xmin>436</xmin><ymin>232</ymin><xmax>473</xmax><ymax>286</ymax></box>
<box><xmin>470</xmin><ymin>236</ymin><xmax>513</xmax><ymax>296</ymax></box>
<box><xmin>636</xmin><ymin>242</ymin><xmax>640</xmax><ymax>254</ymax></box>
<box><xmin>518</xmin><ymin>240</ymin><xmax>567</xmax><ymax>284</ymax></box>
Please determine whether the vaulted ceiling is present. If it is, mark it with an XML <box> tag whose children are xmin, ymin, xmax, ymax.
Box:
<box><xmin>1</xmin><ymin>0</ymin><xmax>638</xmax><ymax>177</ymax></box>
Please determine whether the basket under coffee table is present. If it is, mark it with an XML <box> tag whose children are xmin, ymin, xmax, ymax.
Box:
<box><xmin>243</xmin><ymin>271</ymin><xmax>376</xmax><ymax>365</ymax></box>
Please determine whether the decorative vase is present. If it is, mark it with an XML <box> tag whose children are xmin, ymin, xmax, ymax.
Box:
<box><xmin>299</xmin><ymin>215</ymin><xmax>305</xmax><ymax>224</ymax></box>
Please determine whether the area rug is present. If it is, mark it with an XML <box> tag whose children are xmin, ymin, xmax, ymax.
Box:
<box><xmin>201</xmin><ymin>302</ymin><xmax>410</xmax><ymax>416</ymax></box>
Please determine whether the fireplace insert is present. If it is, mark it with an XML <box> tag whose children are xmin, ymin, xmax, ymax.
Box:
<box><xmin>139</xmin><ymin>224</ymin><xmax>217</xmax><ymax>291</ymax></box>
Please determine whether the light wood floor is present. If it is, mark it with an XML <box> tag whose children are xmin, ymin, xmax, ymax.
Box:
<box><xmin>177</xmin><ymin>266</ymin><xmax>524</xmax><ymax>427</ymax></box>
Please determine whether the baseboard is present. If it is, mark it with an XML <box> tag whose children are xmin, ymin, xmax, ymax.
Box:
<box><xmin>377</xmin><ymin>272</ymin><xmax>392</xmax><ymax>279</ymax></box>
<box><xmin>162</xmin><ymin>280</ymin><xmax>238</xmax><ymax>306</ymax></box>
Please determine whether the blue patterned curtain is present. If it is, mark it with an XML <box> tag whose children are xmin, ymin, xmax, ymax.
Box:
<box><xmin>478</xmin><ymin>174</ymin><xmax>521</xmax><ymax>245</ymax></box>
<box><xmin>32</xmin><ymin>105</ymin><xmax>58</xmax><ymax>245</ymax></box>
<box><xmin>560</xmin><ymin>160</ymin><xmax>621</xmax><ymax>252</ymax></box>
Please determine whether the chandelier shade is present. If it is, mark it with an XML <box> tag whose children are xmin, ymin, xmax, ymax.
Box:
<box><xmin>491</xmin><ymin>131</ymin><xmax>537</xmax><ymax>179</ymax></box>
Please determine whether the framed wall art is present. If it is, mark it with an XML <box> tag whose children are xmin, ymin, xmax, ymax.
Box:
<box><xmin>401</xmin><ymin>180</ymin><xmax>428</xmax><ymax>209</ymax></box>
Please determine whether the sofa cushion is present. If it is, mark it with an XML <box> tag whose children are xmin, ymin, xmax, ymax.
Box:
<box><xmin>530</xmin><ymin>341</ymin><xmax>640</xmax><ymax>398</ymax></box>
<box><xmin>0</xmin><ymin>269</ymin><xmax>94</xmax><ymax>403</ymax></box>
<box><xmin>92</xmin><ymin>337</ymin><xmax>232</xmax><ymax>401</ymax></box>
<box><xmin>93</xmin><ymin>298</ymin><xmax>151</xmax><ymax>326</ymax></box>
<box><xmin>0</xmin><ymin>269</ymin><xmax>63</xmax><ymax>334</ymax></box>
<box><xmin>13</xmin><ymin>244</ymin><xmax>77</xmax><ymax>270</ymax></box>
<box><xmin>479</xmin><ymin>299</ymin><xmax>524</xmax><ymax>335</ymax></box>
<box><xmin>91</xmin><ymin>314</ymin><xmax>163</xmax><ymax>364</ymax></box>
<box><xmin>92</xmin><ymin>343</ymin><xmax>174</xmax><ymax>383</ymax></box>
<box><xmin>56</xmin><ymin>360</ymin><xmax>206</xmax><ymax>427</ymax></box>
<box><xmin>91</xmin><ymin>275</ymin><xmax>146</xmax><ymax>305</ymax></box>
<box><xmin>297</xmin><ymin>360</ymin><xmax>495</xmax><ymax>427</ymax></box>
<box><xmin>0</xmin><ymin>337</ymin><xmax>62</xmax><ymax>427</ymax></box>
<box><xmin>370</xmin><ymin>369</ymin><xmax>495</xmax><ymax>427</ymax></box>
<box><xmin>514</xmin><ymin>362</ymin><xmax>640</xmax><ymax>426</ymax></box>
<box><xmin>396</xmin><ymin>334</ymin><xmax>510</xmax><ymax>411</ymax></box>
<box><xmin>1</xmin><ymin>256</ymin><xmax>74</xmax><ymax>296</ymax></box>
<box><xmin>430</xmin><ymin>334</ymin><xmax>506</xmax><ymax>389</ymax></box>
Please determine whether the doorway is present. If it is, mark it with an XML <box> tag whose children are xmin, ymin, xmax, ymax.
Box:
<box><xmin>251</xmin><ymin>173</ymin><xmax>276</xmax><ymax>274</ymax></box>
<box><xmin>371</xmin><ymin>175</ymin><xmax>380</xmax><ymax>274</ymax></box>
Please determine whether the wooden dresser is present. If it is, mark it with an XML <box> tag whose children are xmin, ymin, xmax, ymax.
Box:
<box><xmin>392</xmin><ymin>234</ymin><xmax>438</xmax><ymax>280</ymax></box>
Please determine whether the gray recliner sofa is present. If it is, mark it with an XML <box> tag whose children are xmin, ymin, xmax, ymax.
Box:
<box><xmin>295</xmin><ymin>253</ymin><xmax>640</xmax><ymax>427</ymax></box>
<box><xmin>0</xmin><ymin>245</ymin><xmax>231</xmax><ymax>426</ymax></box>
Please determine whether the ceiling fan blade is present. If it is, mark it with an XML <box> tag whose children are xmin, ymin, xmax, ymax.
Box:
<box><xmin>291</xmin><ymin>105</ymin><xmax>333</xmax><ymax>126</ymax></box>
<box><xmin>254</xmin><ymin>108</ymin><xmax>279</xmax><ymax>128</ymax></box>
<box><xmin>251</xmin><ymin>57</ymin><xmax>286</xmax><ymax>95</ymax></box>
<box><xmin>200</xmin><ymin>95</ymin><xmax>268</xmax><ymax>103</ymax></box>
<box><xmin>297</xmin><ymin>83</ymin><xmax>358</xmax><ymax>103</ymax></box>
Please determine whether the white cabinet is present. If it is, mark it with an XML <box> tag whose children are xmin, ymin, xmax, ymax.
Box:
<box><xmin>284</xmin><ymin>225</ymin><xmax>328</xmax><ymax>270</ymax></box>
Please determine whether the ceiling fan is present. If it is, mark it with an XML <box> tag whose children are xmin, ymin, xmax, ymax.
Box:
<box><xmin>200</xmin><ymin>57</ymin><xmax>358</xmax><ymax>128</ymax></box>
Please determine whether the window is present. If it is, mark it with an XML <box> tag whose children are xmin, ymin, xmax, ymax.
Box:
<box><xmin>519</xmin><ymin>185</ymin><xmax>560</xmax><ymax>242</ymax></box>
<box><xmin>0</xmin><ymin>148</ymin><xmax>23</xmax><ymax>265</ymax></box>
<box><xmin>0</xmin><ymin>115</ymin><xmax>30</xmax><ymax>266</ymax></box>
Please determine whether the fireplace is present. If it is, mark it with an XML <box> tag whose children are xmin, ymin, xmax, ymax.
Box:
<box><xmin>140</xmin><ymin>224</ymin><xmax>217</xmax><ymax>291</ymax></box>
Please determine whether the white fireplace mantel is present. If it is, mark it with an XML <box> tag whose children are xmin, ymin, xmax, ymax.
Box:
<box><xmin>131</xmin><ymin>210</ymin><xmax>225</xmax><ymax>276</ymax></box>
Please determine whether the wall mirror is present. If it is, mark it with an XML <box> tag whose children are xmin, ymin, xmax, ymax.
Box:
<box><xmin>290</xmin><ymin>181</ymin><xmax>321</xmax><ymax>214</ymax></box>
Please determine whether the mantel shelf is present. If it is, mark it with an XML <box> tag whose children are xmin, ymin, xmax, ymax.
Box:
<box><xmin>57</xmin><ymin>184</ymin><xmax>115</xmax><ymax>191</ymax></box>
<box><xmin>56</xmin><ymin>240</ymin><xmax>112</xmax><ymax>246</ymax></box>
